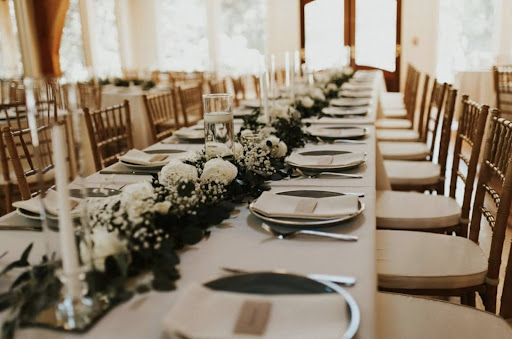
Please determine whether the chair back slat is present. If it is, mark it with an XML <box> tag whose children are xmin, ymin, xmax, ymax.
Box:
<box><xmin>231</xmin><ymin>76</ymin><xmax>245</xmax><ymax>107</ymax></box>
<box><xmin>415</xmin><ymin>74</ymin><xmax>430</xmax><ymax>140</ymax></box>
<box><xmin>494</xmin><ymin>65</ymin><xmax>512</xmax><ymax>117</ymax></box>
<box><xmin>448</xmin><ymin>96</ymin><xmax>489</xmax><ymax>236</ymax></box>
<box><xmin>404</xmin><ymin>68</ymin><xmax>420</xmax><ymax>122</ymax></box>
<box><xmin>423</xmin><ymin>80</ymin><xmax>448</xmax><ymax>156</ymax></box>
<box><xmin>178</xmin><ymin>84</ymin><xmax>203</xmax><ymax>127</ymax></box>
<box><xmin>77</xmin><ymin>82</ymin><xmax>102</xmax><ymax>110</ymax></box>
<box><xmin>84</xmin><ymin>100</ymin><xmax>133</xmax><ymax>171</ymax></box>
<box><xmin>469</xmin><ymin>110</ymin><xmax>512</xmax><ymax>312</ymax></box>
<box><xmin>143</xmin><ymin>90</ymin><xmax>179</xmax><ymax>142</ymax></box>
<box><xmin>208</xmin><ymin>80</ymin><xmax>226</xmax><ymax>94</ymax></box>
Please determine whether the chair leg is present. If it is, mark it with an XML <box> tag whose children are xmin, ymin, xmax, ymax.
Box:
<box><xmin>4</xmin><ymin>184</ymin><xmax>12</xmax><ymax>213</ymax></box>
<box><xmin>461</xmin><ymin>292</ymin><xmax>476</xmax><ymax>307</ymax></box>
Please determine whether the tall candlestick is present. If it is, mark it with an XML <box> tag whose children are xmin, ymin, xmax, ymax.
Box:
<box><xmin>52</xmin><ymin>123</ymin><xmax>81</xmax><ymax>298</ymax></box>
<box><xmin>259</xmin><ymin>56</ymin><xmax>269</xmax><ymax>124</ymax></box>
<box><xmin>294</xmin><ymin>50</ymin><xmax>301</xmax><ymax>79</ymax></box>
<box><xmin>270</xmin><ymin>54</ymin><xmax>276</xmax><ymax>101</ymax></box>
<box><xmin>284</xmin><ymin>51</ymin><xmax>291</xmax><ymax>87</ymax></box>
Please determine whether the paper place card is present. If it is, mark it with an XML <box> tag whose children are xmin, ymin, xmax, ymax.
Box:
<box><xmin>233</xmin><ymin>300</ymin><xmax>272</xmax><ymax>335</ymax></box>
<box><xmin>294</xmin><ymin>199</ymin><xmax>318</xmax><ymax>214</ymax></box>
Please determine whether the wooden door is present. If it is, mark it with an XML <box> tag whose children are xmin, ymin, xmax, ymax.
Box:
<box><xmin>300</xmin><ymin>0</ymin><xmax>402</xmax><ymax>92</ymax></box>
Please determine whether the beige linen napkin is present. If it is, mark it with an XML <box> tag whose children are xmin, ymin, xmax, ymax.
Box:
<box><xmin>12</xmin><ymin>190</ymin><xmax>81</xmax><ymax>217</ymax></box>
<box><xmin>163</xmin><ymin>283</ymin><xmax>348</xmax><ymax>339</ymax></box>
<box><xmin>118</xmin><ymin>149</ymin><xmax>169</xmax><ymax>166</ymax></box>
<box><xmin>306</xmin><ymin>126</ymin><xmax>367</xmax><ymax>138</ymax></box>
<box><xmin>286</xmin><ymin>152</ymin><xmax>366</xmax><ymax>168</ymax></box>
<box><xmin>251</xmin><ymin>191</ymin><xmax>358</xmax><ymax>219</ymax></box>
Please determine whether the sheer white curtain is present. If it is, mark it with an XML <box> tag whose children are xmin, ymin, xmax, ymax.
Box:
<box><xmin>0</xmin><ymin>0</ymin><xmax>22</xmax><ymax>77</ymax></box>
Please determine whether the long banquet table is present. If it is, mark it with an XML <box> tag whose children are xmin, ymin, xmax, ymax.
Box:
<box><xmin>0</xmin><ymin>70</ymin><xmax>387</xmax><ymax>339</ymax></box>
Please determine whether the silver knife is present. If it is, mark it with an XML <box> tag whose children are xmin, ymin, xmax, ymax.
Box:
<box><xmin>221</xmin><ymin>267</ymin><xmax>356</xmax><ymax>287</ymax></box>
<box><xmin>99</xmin><ymin>170</ymin><xmax>156</xmax><ymax>175</ymax></box>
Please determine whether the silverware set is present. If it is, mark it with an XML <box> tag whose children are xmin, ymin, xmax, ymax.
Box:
<box><xmin>261</xmin><ymin>223</ymin><xmax>358</xmax><ymax>242</ymax></box>
<box><xmin>296</xmin><ymin>168</ymin><xmax>363</xmax><ymax>179</ymax></box>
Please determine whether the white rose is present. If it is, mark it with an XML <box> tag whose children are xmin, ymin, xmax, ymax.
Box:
<box><xmin>310</xmin><ymin>87</ymin><xmax>326</xmax><ymax>101</ymax></box>
<box><xmin>233</xmin><ymin>142</ymin><xmax>243</xmax><ymax>159</ymax></box>
<box><xmin>122</xmin><ymin>181</ymin><xmax>154</xmax><ymax>201</ymax></box>
<box><xmin>159</xmin><ymin>159</ymin><xmax>198</xmax><ymax>185</ymax></box>
<box><xmin>206</xmin><ymin>142</ymin><xmax>233</xmax><ymax>158</ymax></box>
<box><xmin>275</xmin><ymin>141</ymin><xmax>288</xmax><ymax>158</ymax></box>
<box><xmin>256</xmin><ymin>114</ymin><xmax>267</xmax><ymax>124</ymax></box>
<box><xmin>80</xmin><ymin>227</ymin><xmax>127</xmax><ymax>271</ymax></box>
<box><xmin>153</xmin><ymin>201</ymin><xmax>171</xmax><ymax>214</ymax></box>
<box><xmin>301</xmin><ymin>96</ymin><xmax>314</xmax><ymax>108</ymax></box>
<box><xmin>200</xmin><ymin>158</ymin><xmax>238</xmax><ymax>184</ymax></box>
<box><xmin>327</xmin><ymin>83</ymin><xmax>338</xmax><ymax>92</ymax></box>
<box><xmin>295</xmin><ymin>85</ymin><xmax>309</xmax><ymax>96</ymax></box>
<box><xmin>259</xmin><ymin>126</ymin><xmax>277</xmax><ymax>138</ymax></box>
<box><xmin>240</xmin><ymin>129</ymin><xmax>254</xmax><ymax>139</ymax></box>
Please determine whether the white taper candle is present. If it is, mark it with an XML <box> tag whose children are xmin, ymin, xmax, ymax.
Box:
<box><xmin>52</xmin><ymin>123</ymin><xmax>81</xmax><ymax>298</ymax></box>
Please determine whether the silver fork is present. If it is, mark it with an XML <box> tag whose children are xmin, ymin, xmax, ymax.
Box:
<box><xmin>261</xmin><ymin>223</ymin><xmax>358</xmax><ymax>241</ymax></box>
<box><xmin>296</xmin><ymin>168</ymin><xmax>363</xmax><ymax>179</ymax></box>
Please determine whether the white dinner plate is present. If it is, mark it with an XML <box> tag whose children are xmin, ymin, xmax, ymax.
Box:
<box><xmin>330</xmin><ymin>98</ymin><xmax>371</xmax><ymax>107</ymax></box>
<box><xmin>339</xmin><ymin>90</ymin><xmax>373</xmax><ymax>98</ymax></box>
<box><xmin>321</xmin><ymin>106</ymin><xmax>368</xmax><ymax>116</ymax></box>
<box><xmin>306</xmin><ymin>126</ymin><xmax>370</xmax><ymax>139</ymax></box>
<box><xmin>249</xmin><ymin>190</ymin><xmax>365</xmax><ymax>228</ymax></box>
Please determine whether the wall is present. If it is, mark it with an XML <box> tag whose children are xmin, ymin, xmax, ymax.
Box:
<box><xmin>496</xmin><ymin>0</ymin><xmax>512</xmax><ymax>63</ymax></box>
<box><xmin>400</xmin><ymin>0</ymin><xmax>439</xmax><ymax>90</ymax></box>
<box><xmin>266</xmin><ymin>0</ymin><xmax>300</xmax><ymax>66</ymax></box>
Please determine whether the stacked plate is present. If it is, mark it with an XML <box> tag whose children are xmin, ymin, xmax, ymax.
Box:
<box><xmin>240</xmin><ymin>99</ymin><xmax>261</xmax><ymax>108</ymax></box>
<box><xmin>118</xmin><ymin>149</ymin><xmax>174</xmax><ymax>170</ymax></box>
<box><xmin>306</xmin><ymin>126</ymin><xmax>369</xmax><ymax>140</ymax></box>
<box><xmin>321</xmin><ymin>106</ymin><xmax>368</xmax><ymax>117</ymax></box>
<box><xmin>285</xmin><ymin>150</ymin><xmax>367</xmax><ymax>172</ymax></box>
<box><xmin>330</xmin><ymin>98</ymin><xmax>371</xmax><ymax>107</ymax></box>
<box><xmin>339</xmin><ymin>90</ymin><xmax>373</xmax><ymax>98</ymax></box>
<box><xmin>174</xmin><ymin>127</ymin><xmax>205</xmax><ymax>142</ymax></box>
<box><xmin>249</xmin><ymin>189</ymin><xmax>364</xmax><ymax>227</ymax></box>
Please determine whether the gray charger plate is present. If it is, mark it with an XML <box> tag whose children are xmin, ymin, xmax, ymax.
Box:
<box><xmin>309</xmin><ymin>126</ymin><xmax>370</xmax><ymax>140</ymax></box>
<box><xmin>287</xmin><ymin>150</ymin><xmax>367</xmax><ymax>171</ymax></box>
<box><xmin>249</xmin><ymin>189</ymin><xmax>364</xmax><ymax>227</ymax></box>
<box><xmin>204</xmin><ymin>272</ymin><xmax>359</xmax><ymax>339</ymax></box>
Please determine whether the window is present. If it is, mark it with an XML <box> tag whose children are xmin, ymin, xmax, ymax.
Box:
<box><xmin>92</xmin><ymin>0</ymin><xmax>122</xmax><ymax>77</ymax></box>
<box><xmin>59</xmin><ymin>0</ymin><xmax>86</xmax><ymax>79</ymax></box>
<box><xmin>436</xmin><ymin>0</ymin><xmax>498</xmax><ymax>83</ymax></box>
<box><xmin>157</xmin><ymin>0</ymin><xmax>209</xmax><ymax>72</ymax></box>
<box><xmin>0</xmin><ymin>0</ymin><xmax>22</xmax><ymax>77</ymax></box>
<box><xmin>218</xmin><ymin>0</ymin><xmax>266</xmax><ymax>75</ymax></box>
<box><xmin>304</xmin><ymin>0</ymin><xmax>345</xmax><ymax>71</ymax></box>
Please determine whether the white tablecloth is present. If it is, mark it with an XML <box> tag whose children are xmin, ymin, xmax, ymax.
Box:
<box><xmin>0</xmin><ymin>70</ymin><xmax>386</xmax><ymax>339</ymax></box>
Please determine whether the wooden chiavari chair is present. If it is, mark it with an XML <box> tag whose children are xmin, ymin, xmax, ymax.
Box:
<box><xmin>77</xmin><ymin>81</ymin><xmax>102</xmax><ymax>110</ymax></box>
<box><xmin>83</xmin><ymin>100</ymin><xmax>133</xmax><ymax>171</ymax></box>
<box><xmin>494</xmin><ymin>65</ymin><xmax>512</xmax><ymax>117</ymax></box>
<box><xmin>379</xmin><ymin>80</ymin><xmax>448</xmax><ymax>161</ymax></box>
<box><xmin>1</xmin><ymin>101</ymin><xmax>63</xmax><ymax>205</ymax></box>
<box><xmin>383</xmin><ymin>87</ymin><xmax>456</xmax><ymax>194</ymax></box>
<box><xmin>380</xmin><ymin>64</ymin><xmax>416</xmax><ymax>118</ymax></box>
<box><xmin>245</xmin><ymin>75</ymin><xmax>260</xmax><ymax>99</ymax></box>
<box><xmin>376</xmin><ymin>70</ymin><xmax>422</xmax><ymax>141</ymax></box>
<box><xmin>377</xmin><ymin>96</ymin><xmax>489</xmax><ymax>234</ymax></box>
<box><xmin>178</xmin><ymin>84</ymin><xmax>203</xmax><ymax>127</ymax></box>
<box><xmin>208</xmin><ymin>80</ymin><xmax>226</xmax><ymax>94</ymax></box>
<box><xmin>377</xmin><ymin>109</ymin><xmax>512</xmax><ymax>308</ymax></box>
<box><xmin>230</xmin><ymin>76</ymin><xmax>245</xmax><ymax>107</ymax></box>
<box><xmin>0</xmin><ymin>79</ymin><xmax>24</xmax><ymax>104</ymax></box>
<box><xmin>143</xmin><ymin>90</ymin><xmax>179</xmax><ymax>143</ymax></box>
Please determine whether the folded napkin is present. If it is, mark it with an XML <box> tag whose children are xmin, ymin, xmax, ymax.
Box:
<box><xmin>251</xmin><ymin>191</ymin><xmax>358</xmax><ymax>219</ymax></box>
<box><xmin>306</xmin><ymin>126</ymin><xmax>367</xmax><ymax>139</ymax></box>
<box><xmin>174</xmin><ymin>128</ymin><xmax>205</xmax><ymax>139</ymax></box>
<box><xmin>321</xmin><ymin>107</ymin><xmax>367</xmax><ymax>116</ymax></box>
<box><xmin>118</xmin><ymin>149</ymin><xmax>169</xmax><ymax>166</ymax></box>
<box><xmin>341</xmin><ymin>83</ymin><xmax>373</xmax><ymax>91</ymax></box>
<box><xmin>163</xmin><ymin>283</ymin><xmax>348</xmax><ymax>339</ymax></box>
<box><xmin>286</xmin><ymin>152</ymin><xmax>366</xmax><ymax>168</ymax></box>
<box><xmin>13</xmin><ymin>190</ymin><xmax>81</xmax><ymax>217</ymax></box>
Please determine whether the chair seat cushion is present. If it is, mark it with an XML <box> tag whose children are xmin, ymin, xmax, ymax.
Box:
<box><xmin>375</xmin><ymin>119</ymin><xmax>412</xmax><ymax>129</ymax></box>
<box><xmin>385</xmin><ymin>160</ymin><xmax>441</xmax><ymax>186</ymax></box>
<box><xmin>377</xmin><ymin>129</ymin><xmax>419</xmax><ymax>141</ymax></box>
<box><xmin>383</xmin><ymin>107</ymin><xmax>407</xmax><ymax>118</ymax></box>
<box><xmin>377</xmin><ymin>230</ymin><xmax>488</xmax><ymax>289</ymax></box>
<box><xmin>378</xmin><ymin>293</ymin><xmax>512</xmax><ymax>339</ymax></box>
<box><xmin>379</xmin><ymin>142</ymin><xmax>430</xmax><ymax>160</ymax></box>
<box><xmin>376</xmin><ymin>191</ymin><xmax>461</xmax><ymax>229</ymax></box>
<box><xmin>381</xmin><ymin>92</ymin><xmax>405</xmax><ymax>109</ymax></box>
